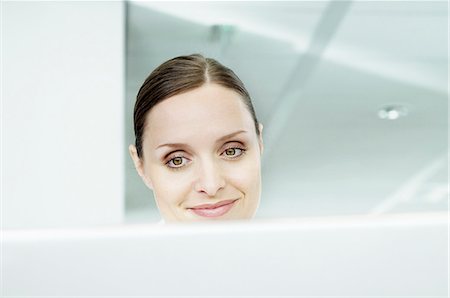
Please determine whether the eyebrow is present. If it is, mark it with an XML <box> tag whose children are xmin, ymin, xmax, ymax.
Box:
<box><xmin>155</xmin><ymin>130</ymin><xmax>249</xmax><ymax>150</ymax></box>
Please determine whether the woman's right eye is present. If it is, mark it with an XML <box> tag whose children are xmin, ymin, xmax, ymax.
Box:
<box><xmin>166</xmin><ymin>156</ymin><xmax>188</xmax><ymax>169</ymax></box>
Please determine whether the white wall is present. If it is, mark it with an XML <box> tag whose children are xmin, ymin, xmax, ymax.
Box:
<box><xmin>2</xmin><ymin>1</ymin><xmax>125</xmax><ymax>228</ymax></box>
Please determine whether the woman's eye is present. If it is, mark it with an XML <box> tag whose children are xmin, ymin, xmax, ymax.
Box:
<box><xmin>167</xmin><ymin>156</ymin><xmax>187</xmax><ymax>168</ymax></box>
<box><xmin>223</xmin><ymin>147</ymin><xmax>244</xmax><ymax>158</ymax></box>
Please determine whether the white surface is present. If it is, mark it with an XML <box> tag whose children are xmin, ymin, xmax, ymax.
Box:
<box><xmin>2</xmin><ymin>1</ymin><xmax>125</xmax><ymax>228</ymax></box>
<box><xmin>3</xmin><ymin>213</ymin><xmax>448</xmax><ymax>296</ymax></box>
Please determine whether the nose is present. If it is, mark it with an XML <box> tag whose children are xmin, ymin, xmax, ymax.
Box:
<box><xmin>193</xmin><ymin>159</ymin><xmax>226</xmax><ymax>197</ymax></box>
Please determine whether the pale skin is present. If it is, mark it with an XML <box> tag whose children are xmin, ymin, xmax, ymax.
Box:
<box><xmin>129</xmin><ymin>83</ymin><xmax>264</xmax><ymax>222</ymax></box>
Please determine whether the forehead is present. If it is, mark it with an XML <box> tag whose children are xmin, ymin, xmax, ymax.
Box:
<box><xmin>145</xmin><ymin>84</ymin><xmax>254</xmax><ymax>146</ymax></box>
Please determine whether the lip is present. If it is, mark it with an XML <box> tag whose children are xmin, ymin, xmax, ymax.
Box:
<box><xmin>188</xmin><ymin>199</ymin><xmax>238</xmax><ymax>218</ymax></box>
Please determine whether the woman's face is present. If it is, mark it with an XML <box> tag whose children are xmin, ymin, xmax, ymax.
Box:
<box><xmin>129</xmin><ymin>83</ymin><xmax>263</xmax><ymax>222</ymax></box>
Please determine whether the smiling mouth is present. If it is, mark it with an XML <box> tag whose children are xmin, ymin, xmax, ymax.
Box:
<box><xmin>188</xmin><ymin>199</ymin><xmax>238</xmax><ymax>218</ymax></box>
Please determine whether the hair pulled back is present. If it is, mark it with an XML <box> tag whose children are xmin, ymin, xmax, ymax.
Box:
<box><xmin>133</xmin><ymin>54</ymin><xmax>259</xmax><ymax>159</ymax></box>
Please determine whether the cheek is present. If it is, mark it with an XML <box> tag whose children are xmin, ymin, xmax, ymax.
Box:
<box><xmin>226</xmin><ymin>154</ymin><xmax>261</xmax><ymax>192</ymax></box>
<box><xmin>148</xmin><ymin>167</ymin><xmax>191</xmax><ymax>205</ymax></box>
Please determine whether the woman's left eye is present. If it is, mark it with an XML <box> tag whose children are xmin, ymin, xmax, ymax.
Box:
<box><xmin>222</xmin><ymin>147</ymin><xmax>245</xmax><ymax>158</ymax></box>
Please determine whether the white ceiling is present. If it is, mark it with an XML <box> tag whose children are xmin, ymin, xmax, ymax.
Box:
<box><xmin>125</xmin><ymin>1</ymin><xmax>448</xmax><ymax>221</ymax></box>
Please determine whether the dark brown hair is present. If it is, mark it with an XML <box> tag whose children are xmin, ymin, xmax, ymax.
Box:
<box><xmin>133</xmin><ymin>54</ymin><xmax>260</xmax><ymax>159</ymax></box>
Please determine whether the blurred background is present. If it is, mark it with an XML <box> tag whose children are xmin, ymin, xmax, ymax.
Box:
<box><xmin>2</xmin><ymin>1</ymin><xmax>448</xmax><ymax>228</ymax></box>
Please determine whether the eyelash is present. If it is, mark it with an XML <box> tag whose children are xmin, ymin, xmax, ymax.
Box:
<box><xmin>165</xmin><ymin>146</ymin><xmax>247</xmax><ymax>171</ymax></box>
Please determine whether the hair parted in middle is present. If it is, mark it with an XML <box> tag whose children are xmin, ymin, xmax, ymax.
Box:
<box><xmin>133</xmin><ymin>54</ymin><xmax>260</xmax><ymax>159</ymax></box>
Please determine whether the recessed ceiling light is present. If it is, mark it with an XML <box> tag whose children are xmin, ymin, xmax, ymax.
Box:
<box><xmin>378</xmin><ymin>105</ymin><xmax>408</xmax><ymax>120</ymax></box>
